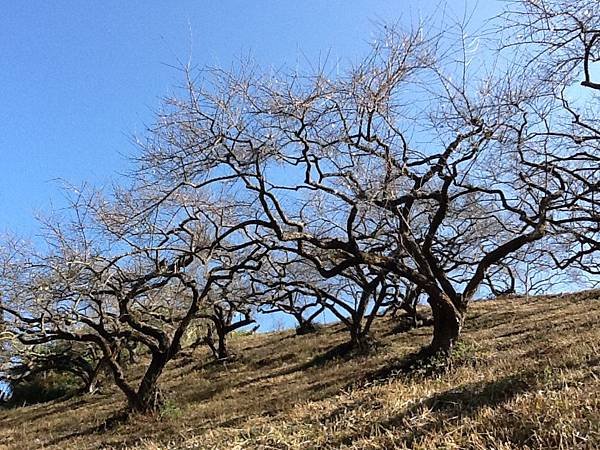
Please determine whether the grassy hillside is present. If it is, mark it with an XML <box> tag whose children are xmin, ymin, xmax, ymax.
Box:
<box><xmin>1</xmin><ymin>292</ymin><xmax>599</xmax><ymax>449</ymax></box>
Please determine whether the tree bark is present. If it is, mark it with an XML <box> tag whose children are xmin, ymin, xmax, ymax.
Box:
<box><xmin>129</xmin><ymin>354</ymin><xmax>167</xmax><ymax>413</ymax></box>
<box><xmin>81</xmin><ymin>357</ymin><xmax>106</xmax><ymax>394</ymax></box>
<box><xmin>295</xmin><ymin>316</ymin><xmax>317</xmax><ymax>335</ymax></box>
<box><xmin>216</xmin><ymin>328</ymin><xmax>228</xmax><ymax>360</ymax></box>
<box><xmin>349</xmin><ymin>324</ymin><xmax>373</xmax><ymax>354</ymax></box>
<box><xmin>427</xmin><ymin>293</ymin><xmax>465</xmax><ymax>356</ymax></box>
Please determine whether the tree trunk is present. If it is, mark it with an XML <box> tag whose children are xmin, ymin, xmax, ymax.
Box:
<box><xmin>349</xmin><ymin>323</ymin><xmax>373</xmax><ymax>354</ymax></box>
<box><xmin>81</xmin><ymin>357</ymin><xmax>106</xmax><ymax>394</ymax></box>
<box><xmin>129</xmin><ymin>354</ymin><xmax>167</xmax><ymax>414</ymax></box>
<box><xmin>295</xmin><ymin>317</ymin><xmax>317</xmax><ymax>335</ymax></box>
<box><xmin>83</xmin><ymin>375</ymin><xmax>100</xmax><ymax>395</ymax></box>
<box><xmin>427</xmin><ymin>293</ymin><xmax>465</xmax><ymax>356</ymax></box>
<box><xmin>216</xmin><ymin>329</ymin><xmax>228</xmax><ymax>360</ymax></box>
<box><xmin>202</xmin><ymin>327</ymin><xmax>219</xmax><ymax>359</ymax></box>
<box><xmin>105</xmin><ymin>353</ymin><xmax>140</xmax><ymax>411</ymax></box>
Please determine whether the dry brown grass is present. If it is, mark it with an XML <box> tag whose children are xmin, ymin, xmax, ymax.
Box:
<box><xmin>1</xmin><ymin>291</ymin><xmax>599</xmax><ymax>449</ymax></box>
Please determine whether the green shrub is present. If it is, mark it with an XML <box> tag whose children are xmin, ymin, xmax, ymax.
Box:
<box><xmin>8</xmin><ymin>372</ymin><xmax>79</xmax><ymax>406</ymax></box>
<box><xmin>159</xmin><ymin>398</ymin><xmax>183</xmax><ymax>420</ymax></box>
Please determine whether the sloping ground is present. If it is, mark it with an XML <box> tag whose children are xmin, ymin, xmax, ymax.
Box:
<box><xmin>1</xmin><ymin>291</ymin><xmax>599</xmax><ymax>449</ymax></box>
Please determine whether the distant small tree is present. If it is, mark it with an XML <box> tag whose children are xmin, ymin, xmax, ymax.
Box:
<box><xmin>252</xmin><ymin>255</ymin><xmax>400</xmax><ymax>351</ymax></box>
<box><xmin>379</xmin><ymin>278</ymin><xmax>432</xmax><ymax>328</ymax></box>
<box><xmin>252</xmin><ymin>258</ymin><xmax>325</xmax><ymax>335</ymax></box>
<box><xmin>191</xmin><ymin>280</ymin><xmax>257</xmax><ymax>360</ymax></box>
<box><xmin>258</xmin><ymin>290</ymin><xmax>324</xmax><ymax>336</ymax></box>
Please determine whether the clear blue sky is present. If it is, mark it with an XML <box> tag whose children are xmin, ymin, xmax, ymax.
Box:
<box><xmin>0</xmin><ymin>1</ymin><xmax>501</xmax><ymax>236</ymax></box>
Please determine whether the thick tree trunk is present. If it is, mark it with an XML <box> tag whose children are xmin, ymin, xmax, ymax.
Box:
<box><xmin>349</xmin><ymin>323</ymin><xmax>373</xmax><ymax>354</ymax></box>
<box><xmin>295</xmin><ymin>316</ymin><xmax>317</xmax><ymax>335</ymax></box>
<box><xmin>129</xmin><ymin>354</ymin><xmax>167</xmax><ymax>414</ymax></box>
<box><xmin>427</xmin><ymin>294</ymin><xmax>465</xmax><ymax>356</ymax></box>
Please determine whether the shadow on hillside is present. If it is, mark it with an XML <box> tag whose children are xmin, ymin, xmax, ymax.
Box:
<box><xmin>242</xmin><ymin>341</ymin><xmax>370</xmax><ymax>385</ymax></box>
<box><xmin>45</xmin><ymin>410</ymin><xmax>130</xmax><ymax>447</ymax></box>
<box><xmin>358</xmin><ymin>346</ymin><xmax>450</xmax><ymax>383</ymax></box>
<box><xmin>257</xmin><ymin>341</ymin><xmax>359</xmax><ymax>377</ymax></box>
<box><xmin>303</xmin><ymin>341</ymin><xmax>367</xmax><ymax>365</ymax></box>
<box><xmin>179</xmin><ymin>376</ymin><xmax>232</xmax><ymax>405</ymax></box>
<box><xmin>0</xmin><ymin>398</ymin><xmax>73</xmax><ymax>427</ymax></box>
<box><xmin>329</xmin><ymin>370</ymin><xmax>539</xmax><ymax>447</ymax></box>
<box><xmin>179</xmin><ymin>340</ymin><xmax>376</xmax><ymax>408</ymax></box>
<box><xmin>384</xmin><ymin>321</ymin><xmax>432</xmax><ymax>337</ymax></box>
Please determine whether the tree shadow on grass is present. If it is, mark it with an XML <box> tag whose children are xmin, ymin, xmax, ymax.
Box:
<box><xmin>207</xmin><ymin>340</ymin><xmax>369</xmax><ymax>394</ymax></box>
<box><xmin>178</xmin><ymin>379</ymin><xmax>231</xmax><ymax>405</ymax></box>
<box><xmin>44</xmin><ymin>410</ymin><xmax>130</xmax><ymax>447</ymax></box>
<box><xmin>301</xmin><ymin>341</ymin><xmax>366</xmax><ymax>366</ymax></box>
<box><xmin>356</xmin><ymin>347</ymin><xmax>450</xmax><ymax>384</ymax></box>
<box><xmin>329</xmin><ymin>370</ymin><xmax>540</xmax><ymax>448</ymax></box>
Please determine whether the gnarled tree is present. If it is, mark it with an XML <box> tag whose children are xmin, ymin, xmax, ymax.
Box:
<box><xmin>0</xmin><ymin>187</ymin><xmax>266</xmax><ymax>413</ymax></box>
<box><xmin>134</xmin><ymin>21</ymin><xmax>597</xmax><ymax>356</ymax></box>
<box><xmin>191</xmin><ymin>278</ymin><xmax>257</xmax><ymax>360</ymax></box>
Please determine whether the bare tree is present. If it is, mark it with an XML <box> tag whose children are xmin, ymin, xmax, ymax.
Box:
<box><xmin>191</xmin><ymin>278</ymin><xmax>257</xmax><ymax>360</ymax></box>
<box><xmin>252</xmin><ymin>254</ymin><xmax>397</xmax><ymax>351</ymax></box>
<box><xmin>0</xmin><ymin>186</ymin><xmax>266</xmax><ymax>413</ymax></box>
<box><xmin>379</xmin><ymin>278</ymin><xmax>432</xmax><ymax>328</ymax></box>
<box><xmin>502</xmin><ymin>0</ymin><xmax>599</xmax><ymax>90</ymax></box>
<box><xmin>250</xmin><ymin>256</ymin><xmax>325</xmax><ymax>335</ymax></box>
<box><xmin>130</xmin><ymin>19</ymin><xmax>598</xmax><ymax>356</ymax></box>
<box><xmin>257</xmin><ymin>290</ymin><xmax>324</xmax><ymax>336</ymax></box>
<box><xmin>502</xmin><ymin>0</ymin><xmax>600</xmax><ymax>282</ymax></box>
